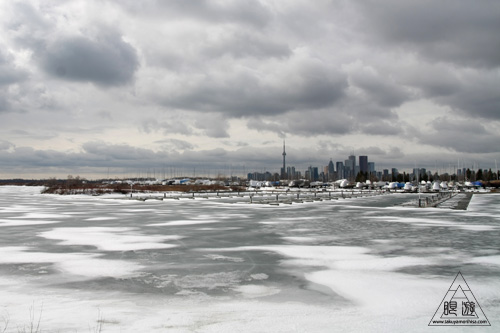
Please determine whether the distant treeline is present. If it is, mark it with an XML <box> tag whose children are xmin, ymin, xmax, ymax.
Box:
<box><xmin>0</xmin><ymin>179</ymin><xmax>57</xmax><ymax>186</ymax></box>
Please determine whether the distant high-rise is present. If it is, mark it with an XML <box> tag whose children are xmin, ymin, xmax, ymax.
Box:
<box><xmin>336</xmin><ymin>161</ymin><xmax>344</xmax><ymax>179</ymax></box>
<box><xmin>348</xmin><ymin>155</ymin><xmax>356</xmax><ymax>169</ymax></box>
<box><xmin>368</xmin><ymin>162</ymin><xmax>375</xmax><ymax>174</ymax></box>
<box><xmin>359</xmin><ymin>156</ymin><xmax>368</xmax><ymax>174</ymax></box>
<box><xmin>287</xmin><ymin>166</ymin><xmax>296</xmax><ymax>180</ymax></box>
<box><xmin>345</xmin><ymin>156</ymin><xmax>355</xmax><ymax>179</ymax></box>
<box><xmin>307</xmin><ymin>166</ymin><xmax>319</xmax><ymax>181</ymax></box>
<box><xmin>328</xmin><ymin>160</ymin><xmax>334</xmax><ymax>181</ymax></box>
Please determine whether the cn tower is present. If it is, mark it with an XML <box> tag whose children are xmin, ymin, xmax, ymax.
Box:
<box><xmin>282</xmin><ymin>140</ymin><xmax>286</xmax><ymax>179</ymax></box>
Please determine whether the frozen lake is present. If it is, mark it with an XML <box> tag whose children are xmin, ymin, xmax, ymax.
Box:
<box><xmin>0</xmin><ymin>186</ymin><xmax>499</xmax><ymax>332</ymax></box>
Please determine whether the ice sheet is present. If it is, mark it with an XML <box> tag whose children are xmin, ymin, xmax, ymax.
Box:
<box><xmin>1</xmin><ymin>187</ymin><xmax>499</xmax><ymax>332</ymax></box>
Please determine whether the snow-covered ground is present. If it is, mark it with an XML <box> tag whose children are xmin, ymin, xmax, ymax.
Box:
<box><xmin>0</xmin><ymin>186</ymin><xmax>498</xmax><ymax>332</ymax></box>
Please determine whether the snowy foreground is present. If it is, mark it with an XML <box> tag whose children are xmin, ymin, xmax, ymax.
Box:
<box><xmin>0</xmin><ymin>186</ymin><xmax>499</xmax><ymax>332</ymax></box>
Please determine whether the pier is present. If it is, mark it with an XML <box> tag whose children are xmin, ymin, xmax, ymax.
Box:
<box><xmin>124</xmin><ymin>188</ymin><xmax>392</xmax><ymax>206</ymax></box>
<box><xmin>399</xmin><ymin>192</ymin><xmax>474</xmax><ymax>210</ymax></box>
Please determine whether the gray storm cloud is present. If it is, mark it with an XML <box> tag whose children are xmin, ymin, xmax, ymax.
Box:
<box><xmin>40</xmin><ymin>33</ymin><xmax>139</xmax><ymax>86</ymax></box>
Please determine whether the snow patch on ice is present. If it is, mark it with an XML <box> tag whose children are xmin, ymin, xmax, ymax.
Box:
<box><xmin>10</xmin><ymin>212</ymin><xmax>68</xmax><ymax>219</ymax></box>
<box><xmin>148</xmin><ymin>220</ymin><xmax>219</xmax><ymax>226</ymax></box>
<box><xmin>39</xmin><ymin>227</ymin><xmax>182</xmax><ymax>251</ymax></box>
<box><xmin>204</xmin><ymin>254</ymin><xmax>245</xmax><ymax>262</ymax></box>
<box><xmin>0</xmin><ymin>219</ymin><xmax>60</xmax><ymax>226</ymax></box>
<box><xmin>468</xmin><ymin>255</ymin><xmax>500</xmax><ymax>266</ymax></box>
<box><xmin>57</xmin><ymin>258</ymin><xmax>143</xmax><ymax>277</ymax></box>
<box><xmin>282</xmin><ymin>236</ymin><xmax>317</xmax><ymax>243</ymax></box>
<box><xmin>234</xmin><ymin>284</ymin><xmax>280</xmax><ymax>298</ymax></box>
<box><xmin>0</xmin><ymin>246</ymin><xmax>142</xmax><ymax>278</ymax></box>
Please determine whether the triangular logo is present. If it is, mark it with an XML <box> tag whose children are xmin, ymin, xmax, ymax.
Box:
<box><xmin>429</xmin><ymin>272</ymin><xmax>491</xmax><ymax>326</ymax></box>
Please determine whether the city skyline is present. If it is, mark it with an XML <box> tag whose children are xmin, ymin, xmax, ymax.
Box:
<box><xmin>0</xmin><ymin>1</ymin><xmax>499</xmax><ymax>179</ymax></box>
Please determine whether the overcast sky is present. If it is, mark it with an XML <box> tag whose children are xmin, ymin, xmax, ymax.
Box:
<box><xmin>1</xmin><ymin>0</ymin><xmax>499</xmax><ymax>178</ymax></box>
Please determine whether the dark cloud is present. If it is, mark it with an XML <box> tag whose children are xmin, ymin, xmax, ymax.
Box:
<box><xmin>0</xmin><ymin>48</ymin><xmax>28</xmax><ymax>113</ymax></box>
<box><xmin>400</xmin><ymin>62</ymin><xmax>462</xmax><ymax>98</ymax></box>
<box><xmin>40</xmin><ymin>31</ymin><xmax>139</xmax><ymax>86</ymax></box>
<box><xmin>3</xmin><ymin>2</ymin><xmax>139</xmax><ymax>87</ymax></box>
<box><xmin>357</xmin><ymin>0</ymin><xmax>500</xmax><ymax>68</ymax></box>
<box><xmin>162</xmin><ymin>57</ymin><xmax>347</xmax><ymax>117</ymax></box>
<box><xmin>247</xmin><ymin>107</ymin><xmax>400</xmax><ymax>138</ymax></box>
<box><xmin>283</xmin><ymin>110</ymin><xmax>354</xmax><ymax>137</ymax></box>
<box><xmin>418</xmin><ymin>117</ymin><xmax>500</xmax><ymax>153</ymax></box>
<box><xmin>442</xmin><ymin>72</ymin><xmax>500</xmax><ymax>121</ymax></box>
<box><xmin>347</xmin><ymin>66</ymin><xmax>412</xmax><ymax>108</ymax></box>
<box><xmin>82</xmin><ymin>141</ymin><xmax>160</xmax><ymax>162</ymax></box>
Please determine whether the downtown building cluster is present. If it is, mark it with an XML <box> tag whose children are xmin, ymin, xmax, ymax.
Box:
<box><xmin>246</xmin><ymin>142</ymin><xmax>500</xmax><ymax>184</ymax></box>
<box><xmin>247</xmin><ymin>142</ymin><xmax>377</xmax><ymax>182</ymax></box>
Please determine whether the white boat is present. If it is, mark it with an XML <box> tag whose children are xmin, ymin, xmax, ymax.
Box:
<box><xmin>339</xmin><ymin>179</ymin><xmax>350</xmax><ymax>188</ymax></box>
<box><xmin>432</xmin><ymin>181</ymin><xmax>441</xmax><ymax>191</ymax></box>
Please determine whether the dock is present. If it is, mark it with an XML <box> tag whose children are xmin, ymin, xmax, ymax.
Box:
<box><xmin>399</xmin><ymin>192</ymin><xmax>474</xmax><ymax>210</ymax></box>
<box><xmin>122</xmin><ymin>189</ymin><xmax>392</xmax><ymax>206</ymax></box>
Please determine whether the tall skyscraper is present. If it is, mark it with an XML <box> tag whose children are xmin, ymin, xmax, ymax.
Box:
<box><xmin>368</xmin><ymin>162</ymin><xmax>375</xmax><ymax>174</ymax></box>
<box><xmin>328</xmin><ymin>160</ymin><xmax>334</xmax><ymax>181</ymax></box>
<box><xmin>359</xmin><ymin>156</ymin><xmax>368</xmax><ymax>174</ymax></box>
<box><xmin>307</xmin><ymin>166</ymin><xmax>319</xmax><ymax>181</ymax></box>
<box><xmin>345</xmin><ymin>156</ymin><xmax>355</xmax><ymax>179</ymax></box>
<box><xmin>348</xmin><ymin>155</ymin><xmax>356</xmax><ymax>169</ymax></box>
<box><xmin>336</xmin><ymin>161</ymin><xmax>344</xmax><ymax>179</ymax></box>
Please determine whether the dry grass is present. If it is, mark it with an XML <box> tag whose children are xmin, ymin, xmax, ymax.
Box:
<box><xmin>0</xmin><ymin>305</ymin><xmax>104</xmax><ymax>333</ymax></box>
